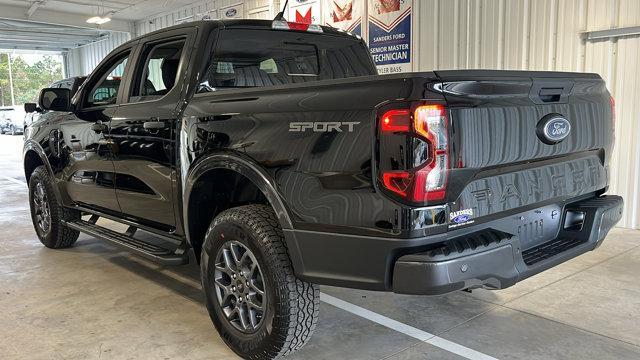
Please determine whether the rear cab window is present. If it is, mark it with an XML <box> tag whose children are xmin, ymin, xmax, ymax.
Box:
<box><xmin>198</xmin><ymin>28</ymin><xmax>376</xmax><ymax>92</ymax></box>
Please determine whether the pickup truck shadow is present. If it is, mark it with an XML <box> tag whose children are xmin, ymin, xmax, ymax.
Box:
<box><xmin>105</xmin><ymin>250</ymin><xmax>204</xmax><ymax>304</ymax></box>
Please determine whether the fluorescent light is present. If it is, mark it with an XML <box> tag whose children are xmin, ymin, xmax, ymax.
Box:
<box><xmin>86</xmin><ymin>16</ymin><xmax>111</xmax><ymax>25</ymax></box>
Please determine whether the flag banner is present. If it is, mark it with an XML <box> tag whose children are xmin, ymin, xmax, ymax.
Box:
<box><xmin>368</xmin><ymin>0</ymin><xmax>412</xmax><ymax>74</ymax></box>
<box><xmin>221</xmin><ymin>3</ymin><xmax>244</xmax><ymax>19</ymax></box>
<box><xmin>324</xmin><ymin>0</ymin><xmax>363</xmax><ymax>36</ymax></box>
<box><xmin>288</xmin><ymin>0</ymin><xmax>322</xmax><ymax>24</ymax></box>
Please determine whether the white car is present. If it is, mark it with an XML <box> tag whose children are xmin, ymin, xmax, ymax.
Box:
<box><xmin>0</xmin><ymin>106</ymin><xmax>26</xmax><ymax>135</ymax></box>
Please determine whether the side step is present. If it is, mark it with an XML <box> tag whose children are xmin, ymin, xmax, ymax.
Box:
<box><xmin>64</xmin><ymin>216</ymin><xmax>189</xmax><ymax>266</ymax></box>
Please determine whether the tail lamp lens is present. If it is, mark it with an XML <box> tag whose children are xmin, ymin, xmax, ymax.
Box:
<box><xmin>381</xmin><ymin>109</ymin><xmax>411</xmax><ymax>132</ymax></box>
<box><xmin>413</xmin><ymin>105</ymin><xmax>448</xmax><ymax>201</ymax></box>
<box><xmin>380</xmin><ymin>104</ymin><xmax>449</xmax><ymax>203</ymax></box>
<box><xmin>382</xmin><ymin>171</ymin><xmax>411</xmax><ymax>197</ymax></box>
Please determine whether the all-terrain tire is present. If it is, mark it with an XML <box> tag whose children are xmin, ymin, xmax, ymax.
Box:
<box><xmin>28</xmin><ymin>165</ymin><xmax>80</xmax><ymax>248</ymax></box>
<box><xmin>201</xmin><ymin>205</ymin><xmax>320</xmax><ymax>360</ymax></box>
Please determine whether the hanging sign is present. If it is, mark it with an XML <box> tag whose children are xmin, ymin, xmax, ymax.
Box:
<box><xmin>324</xmin><ymin>0</ymin><xmax>363</xmax><ymax>36</ymax></box>
<box><xmin>288</xmin><ymin>0</ymin><xmax>322</xmax><ymax>24</ymax></box>
<box><xmin>221</xmin><ymin>3</ymin><xmax>244</xmax><ymax>19</ymax></box>
<box><xmin>368</xmin><ymin>0</ymin><xmax>412</xmax><ymax>74</ymax></box>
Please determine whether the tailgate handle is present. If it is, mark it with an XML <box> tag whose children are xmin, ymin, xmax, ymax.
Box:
<box><xmin>538</xmin><ymin>88</ymin><xmax>563</xmax><ymax>103</ymax></box>
<box><xmin>529</xmin><ymin>81</ymin><xmax>573</xmax><ymax>104</ymax></box>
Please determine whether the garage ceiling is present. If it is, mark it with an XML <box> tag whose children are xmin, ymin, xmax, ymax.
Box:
<box><xmin>0</xmin><ymin>18</ymin><xmax>108</xmax><ymax>51</ymax></box>
<box><xmin>0</xmin><ymin>0</ymin><xmax>199</xmax><ymax>21</ymax></box>
<box><xmin>0</xmin><ymin>0</ymin><xmax>200</xmax><ymax>51</ymax></box>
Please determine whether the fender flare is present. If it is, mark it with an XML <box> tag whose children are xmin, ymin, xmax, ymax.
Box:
<box><xmin>182</xmin><ymin>152</ymin><xmax>294</xmax><ymax>244</ymax></box>
<box><xmin>23</xmin><ymin>139</ymin><xmax>63</xmax><ymax>202</ymax></box>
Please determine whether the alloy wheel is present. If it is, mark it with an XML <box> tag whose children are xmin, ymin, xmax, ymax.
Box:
<box><xmin>33</xmin><ymin>182</ymin><xmax>51</xmax><ymax>234</ymax></box>
<box><xmin>213</xmin><ymin>240</ymin><xmax>267</xmax><ymax>333</ymax></box>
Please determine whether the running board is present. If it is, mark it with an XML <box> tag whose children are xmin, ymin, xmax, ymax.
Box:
<box><xmin>63</xmin><ymin>217</ymin><xmax>189</xmax><ymax>266</ymax></box>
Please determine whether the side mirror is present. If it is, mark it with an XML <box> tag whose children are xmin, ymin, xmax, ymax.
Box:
<box><xmin>24</xmin><ymin>103</ymin><xmax>39</xmax><ymax>113</ymax></box>
<box><xmin>39</xmin><ymin>88</ymin><xmax>72</xmax><ymax>112</ymax></box>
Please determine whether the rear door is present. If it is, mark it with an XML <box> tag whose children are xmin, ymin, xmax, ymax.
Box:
<box><xmin>108</xmin><ymin>28</ymin><xmax>195</xmax><ymax>230</ymax></box>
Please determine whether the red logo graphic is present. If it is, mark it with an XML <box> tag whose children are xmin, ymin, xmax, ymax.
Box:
<box><xmin>332</xmin><ymin>1</ymin><xmax>353</xmax><ymax>22</ymax></box>
<box><xmin>377</xmin><ymin>0</ymin><xmax>400</xmax><ymax>14</ymax></box>
<box><xmin>295</xmin><ymin>8</ymin><xmax>312</xmax><ymax>24</ymax></box>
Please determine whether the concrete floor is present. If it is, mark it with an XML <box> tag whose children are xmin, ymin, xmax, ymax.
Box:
<box><xmin>0</xmin><ymin>134</ymin><xmax>639</xmax><ymax>360</ymax></box>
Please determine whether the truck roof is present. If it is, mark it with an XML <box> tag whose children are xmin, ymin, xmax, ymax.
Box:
<box><xmin>125</xmin><ymin>19</ymin><xmax>358</xmax><ymax>47</ymax></box>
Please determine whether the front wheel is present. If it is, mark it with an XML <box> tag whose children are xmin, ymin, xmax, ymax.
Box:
<box><xmin>28</xmin><ymin>166</ymin><xmax>80</xmax><ymax>248</ymax></box>
<box><xmin>201</xmin><ymin>205</ymin><xmax>319</xmax><ymax>360</ymax></box>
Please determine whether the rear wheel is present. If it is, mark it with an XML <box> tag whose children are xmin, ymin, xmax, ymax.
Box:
<box><xmin>201</xmin><ymin>205</ymin><xmax>319</xmax><ymax>360</ymax></box>
<box><xmin>28</xmin><ymin>166</ymin><xmax>80</xmax><ymax>248</ymax></box>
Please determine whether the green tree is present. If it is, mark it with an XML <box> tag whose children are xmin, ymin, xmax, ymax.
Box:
<box><xmin>0</xmin><ymin>54</ymin><xmax>10</xmax><ymax>107</ymax></box>
<box><xmin>0</xmin><ymin>53</ymin><xmax>63</xmax><ymax>106</ymax></box>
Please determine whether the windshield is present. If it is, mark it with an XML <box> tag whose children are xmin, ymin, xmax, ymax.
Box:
<box><xmin>198</xmin><ymin>29</ymin><xmax>376</xmax><ymax>92</ymax></box>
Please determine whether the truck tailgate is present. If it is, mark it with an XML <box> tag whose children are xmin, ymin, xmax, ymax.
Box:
<box><xmin>435</xmin><ymin>70</ymin><xmax>614</xmax><ymax>228</ymax></box>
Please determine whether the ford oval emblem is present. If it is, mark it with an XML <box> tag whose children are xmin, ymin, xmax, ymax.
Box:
<box><xmin>452</xmin><ymin>214</ymin><xmax>470</xmax><ymax>224</ymax></box>
<box><xmin>225</xmin><ymin>8</ymin><xmax>237</xmax><ymax>17</ymax></box>
<box><xmin>537</xmin><ymin>114</ymin><xmax>571</xmax><ymax>144</ymax></box>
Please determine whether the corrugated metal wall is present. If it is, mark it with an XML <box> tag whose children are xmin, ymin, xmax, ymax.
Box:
<box><xmin>135</xmin><ymin>0</ymin><xmax>272</xmax><ymax>36</ymax></box>
<box><xmin>64</xmin><ymin>32</ymin><xmax>131</xmax><ymax>77</ymax></box>
<box><xmin>413</xmin><ymin>0</ymin><xmax>640</xmax><ymax>228</ymax></box>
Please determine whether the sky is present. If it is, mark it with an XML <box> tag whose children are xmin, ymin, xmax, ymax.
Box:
<box><xmin>0</xmin><ymin>52</ymin><xmax>63</xmax><ymax>66</ymax></box>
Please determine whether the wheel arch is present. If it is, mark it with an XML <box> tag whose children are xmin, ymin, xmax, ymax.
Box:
<box><xmin>23</xmin><ymin>140</ymin><xmax>53</xmax><ymax>182</ymax></box>
<box><xmin>183</xmin><ymin>153</ymin><xmax>294</xmax><ymax>262</ymax></box>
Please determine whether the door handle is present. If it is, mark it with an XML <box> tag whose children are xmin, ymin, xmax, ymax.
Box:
<box><xmin>143</xmin><ymin>120</ymin><xmax>166</xmax><ymax>130</ymax></box>
<box><xmin>97</xmin><ymin>139</ymin><xmax>114</xmax><ymax>146</ymax></box>
<box><xmin>92</xmin><ymin>122</ymin><xmax>108</xmax><ymax>133</ymax></box>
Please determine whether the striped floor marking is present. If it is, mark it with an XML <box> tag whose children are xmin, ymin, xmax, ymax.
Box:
<box><xmin>1</xmin><ymin>175</ymin><xmax>27</xmax><ymax>186</ymax></box>
<box><xmin>320</xmin><ymin>293</ymin><xmax>499</xmax><ymax>360</ymax></box>
<box><xmin>3</xmin><ymin>174</ymin><xmax>497</xmax><ymax>359</ymax></box>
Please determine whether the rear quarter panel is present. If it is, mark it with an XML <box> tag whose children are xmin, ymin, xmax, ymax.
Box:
<box><xmin>181</xmin><ymin>74</ymin><xmax>440</xmax><ymax>236</ymax></box>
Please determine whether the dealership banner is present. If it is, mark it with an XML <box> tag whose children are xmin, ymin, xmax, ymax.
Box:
<box><xmin>324</xmin><ymin>0</ymin><xmax>363</xmax><ymax>36</ymax></box>
<box><xmin>221</xmin><ymin>3</ymin><xmax>244</xmax><ymax>19</ymax></box>
<box><xmin>289</xmin><ymin>0</ymin><xmax>322</xmax><ymax>24</ymax></box>
<box><xmin>368</xmin><ymin>0</ymin><xmax>412</xmax><ymax>74</ymax></box>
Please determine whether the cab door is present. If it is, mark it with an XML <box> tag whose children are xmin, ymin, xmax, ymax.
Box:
<box><xmin>62</xmin><ymin>46</ymin><xmax>134</xmax><ymax>213</ymax></box>
<box><xmin>109</xmin><ymin>29</ymin><xmax>194</xmax><ymax>229</ymax></box>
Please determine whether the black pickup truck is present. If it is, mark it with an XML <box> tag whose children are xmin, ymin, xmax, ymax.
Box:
<box><xmin>23</xmin><ymin>19</ymin><xmax>622</xmax><ymax>359</ymax></box>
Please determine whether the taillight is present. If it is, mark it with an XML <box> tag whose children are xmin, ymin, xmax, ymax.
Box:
<box><xmin>382</xmin><ymin>171</ymin><xmax>411</xmax><ymax>197</ymax></box>
<box><xmin>378</xmin><ymin>103</ymin><xmax>449</xmax><ymax>204</ymax></box>
<box><xmin>381</xmin><ymin>109</ymin><xmax>411</xmax><ymax>132</ymax></box>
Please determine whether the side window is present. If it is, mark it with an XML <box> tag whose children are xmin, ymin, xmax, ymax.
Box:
<box><xmin>86</xmin><ymin>53</ymin><xmax>129</xmax><ymax>108</ymax></box>
<box><xmin>198</xmin><ymin>30</ymin><xmax>321</xmax><ymax>91</ymax></box>
<box><xmin>197</xmin><ymin>29</ymin><xmax>375</xmax><ymax>93</ymax></box>
<box><xmin>129</xmin><ymin>39</ymin><xmax>186</xmax><ymax>103</ymax></box>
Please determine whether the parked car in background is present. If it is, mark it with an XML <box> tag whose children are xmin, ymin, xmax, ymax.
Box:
<box><xmin>0</xmin><ymin>106</ymin><xmax>26</xmax><ymax>135</ymax></box>
<box><xmin>23</xmin><ymin>76</ymin><xmax>87</xmax><ymax>131</ymax></box>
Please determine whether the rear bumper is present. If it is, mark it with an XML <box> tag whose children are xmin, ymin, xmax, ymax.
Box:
<box><xmin>284</xmin><ymin>195</ymin><xmax>623</xmax><ymax>294</ymax></box>
<box><xmin>392</xmin><ymin>195</ymin><xmax>623</xmax><ymax>295</ymax></box>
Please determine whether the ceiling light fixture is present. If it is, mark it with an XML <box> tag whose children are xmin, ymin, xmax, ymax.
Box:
<box><xmin>86</xmin><ymin>16</ymin><xmax>111</xmax><ymax>25</ymax></box>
